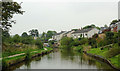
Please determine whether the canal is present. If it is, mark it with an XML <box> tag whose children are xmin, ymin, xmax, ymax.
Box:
<box><xmin>5</xmin><ymin>48</ymin><xmax>115</xmax><ymax>71</ymax></box>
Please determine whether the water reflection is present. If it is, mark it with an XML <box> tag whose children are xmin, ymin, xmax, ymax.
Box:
<box><xmin>3</xmin><ymin>48</ymin><xmax>116</xmax><ymax>71</ymax></box>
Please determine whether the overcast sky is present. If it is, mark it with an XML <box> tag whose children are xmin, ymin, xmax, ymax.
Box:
<box><xmin>10</xmin><ymin>0</ymin><xmax>119</xmax><ymax>35</ymax></box>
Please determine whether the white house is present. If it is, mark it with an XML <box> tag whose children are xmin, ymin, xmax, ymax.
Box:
<box><xmin>63</xmin><ymin>30</ymin><xmax>75</xmax><ymax>37</ymax></box>
<box><xmin>52</xmin><ymin>31</ymin><xmax>66</xmax><ymax>41</ymax></box>
<box><xmin>71</xmin><ymin>28</ymin><xmax>99</xmax><ymax>39</ymax></box>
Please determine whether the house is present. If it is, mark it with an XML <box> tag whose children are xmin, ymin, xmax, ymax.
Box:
<box><xmin>52</xmin><ymin>31</ymin><xmax>66</xmax><ymax>41</ymax></box>
<box><xmin>63</xmin><ymin>30</ymin><xmax>75</xmax><ymax>37</ymax></box>
<box><xmin>109</xmin><ymin>20</ymin><xmax>120</xmax><ymax>32</ymax></box>
<box><xmin>71</xmin><ymin>28</ymin><xmax>99</xmax><ymax>39</ymax></box>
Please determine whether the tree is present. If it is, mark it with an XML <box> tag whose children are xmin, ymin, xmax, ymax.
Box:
<box><xmin>71</xmin><ymin>29</ymin><xmax>78</xmax><ymax>31</ymax></box>
<box><xmin>88</xmin><ymin>38</ymin><xmax>97</xmax><ymax>48</ymax></box>
<box><xmin>35</xmin><ymin>39</ymin><xmax>43</xmax><ymax>49</ymax></box>
<box><xmin>21</xmin><ymin>36</ymin><xmax>33</xmax><ymax>44</ymax></box>
<box><xmin>2</xmin><ymin>30</ymin><xmax>11</xmax><ymax>43</ymax></box>
<box><xmin>92</xmin><ymin>34</ymin><xmax>98</xmax><ymax>38</ymax></box>
<box><xmin>104</xmin><ymin>24</ymin><xmax>108</xmax><ymax>28</ymax></box>
<box><xmin>41</xmin><ymin>32</ymin><xmax>46</xmax><ymax>42</ymax></box>
<box><xmin>110</xmin><ymin>19</ymin><xmax>118</xmax><ymax>25</ymax></box>
<box><xmin>105</xmin><ymin>32</ymin><xmax>114</xmax><ymax>44</ymax></box>
<box><xmin>2</xmin><ymin>30</ymin><xmax>10</xmax><ymax>38</ymax></box>
<box><xmin>1</xmin><ymin>2</ymin><xmax>24</xmax><ymax>31</ymax></box>
<box><xmin>46</xmin><ymin>31</ymin><xmax>56</xmax><ymax>40</ymax></box>
<box><xmin>29</xmin><ymin>29</ymin><xmax>39</xmax><ymax>37</ymax></box>
<box><xmin>12</xmin><ymin>34</ymin><xmax>20</xmax><ymax>43</ymax></box>
<box><xmin>118</xmin><ymin>30</ymin><xmax>120</xmax><ymax>46</ymax></box>
<box><xmin>83</xmin><ymin>24</ymin><xmax>95</xmax><ymax>29</ymax></box>
<box><xmin>21</xmin><ymin>32</ymin><xmax>28</xmax><ymax>37</ymax></box>
<box><xmin>60</xmin><ymin>37</ymin><xmax>73</xmax><ymax>47</ymax></box>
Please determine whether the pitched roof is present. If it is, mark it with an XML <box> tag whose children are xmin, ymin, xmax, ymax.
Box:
<box><xmin>54</xmin><ymin>31</ymin><xmax>66</xmax><ymax>35</ymax></box>
<box><xmin>72</xmin><ymin>28</ymin><xmax>93</xmax><ymax>34</ymax></box>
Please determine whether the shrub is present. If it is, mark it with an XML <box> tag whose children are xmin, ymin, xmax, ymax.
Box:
<box><xmin>106</xmin><ymin>44</ymin><xmax>120</xmax><ymax>58</ymax></box>
<box><xmin>105</xmin><ymin>32</ymin><xmax>114</xmax><ymax>44</ymax></box>
<box><xmin>88</xmin><ymin>38</ymin><xmax>97</xmax><ymax>48</ymax></box>
<box><xmin>25</xmin><ymin>50</ymin><xmax>31</xmax><ymax>60</ymax></box>
<box><xmin>92</xmin><ymin>34</ymin><xmax>98</xmax><ymax>38</ymax></box>
<box><xmin>35</xmin><ymin>39</ymin><xmax>43</xmax><ymax>49</ymax></box>
<box><xmin>97</xmin><ymin>39</ymin><xmax>107</xmax><ymax>47</ymax></box>
<box><xmin>60</xmin><ymin>37</ymin><xmax>73</xmax><ymax>47</ymax></box>
<box><xmin>2</xmin><ymin>59</ymin><xmax>9</xmax><ymax>68</ymax></box>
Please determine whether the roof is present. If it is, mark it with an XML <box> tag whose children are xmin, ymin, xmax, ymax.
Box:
<box><xmin>64</xmin><ymin>30</ymin><xmax>74</xmax><ymax>34</ymax></box>
<box><xmin>100</xmin><ymin>27</ymin><xmax>108</xmax><ymax>31</ymax></box>
<box><xmin>54</xmin><ymin>31</ymin><xmax>66</xmax><ymax>35</ymax></box>
<box><xmin>72</xmin><ymin>28</ymin><xmax>94</xmax><ymax>34</ymax></box>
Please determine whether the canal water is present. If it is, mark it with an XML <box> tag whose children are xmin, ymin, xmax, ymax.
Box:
<box><xmin>5</xmin><ymin>48</ymin><xmax>115</xmax><ymax>71</ymax></box>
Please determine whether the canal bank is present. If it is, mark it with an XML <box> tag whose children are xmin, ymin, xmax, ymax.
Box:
<box><xmin>83</xmin><ymin>51</ymin><xmax>120</xmax><ymax>71</ymax></box>
<box><xmin>2</xmin><ymin>47</ymin><xmax>53</xmax><ymax>70</ymax></box>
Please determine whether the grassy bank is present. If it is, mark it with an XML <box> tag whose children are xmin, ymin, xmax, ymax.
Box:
<box><xmin>87</xmin><ymin>44</ymin><xmax>120</xmax><ymax>68</ymax></box>
<box><xmin>2</xmin><ymin>47</ymin><xmax>53</xmax><ymax>68</ymax></box>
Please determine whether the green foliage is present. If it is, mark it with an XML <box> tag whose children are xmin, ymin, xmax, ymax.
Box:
<box><xmin>2</xmin><ymin>2</ymin><xmax>24</xmax><ymax>31</ymax></box>
<box><xmin>113</xmin><ymin>32</ymin><xmax>118</xmax><ymax>43</ymax></box>
<box><xmin>12</xmin><ymin>34</ymin><xmax>21</xmax><ymax>43</ymax></box>
<box><xmin>2</xmin><ymin>30</ymin><xmax>10</xmax><ymax>43</ymax></box>
<box><xmin>72</xmin><ymin>38</ymin><xmax>88</xmax><ymax>46</ymax></box>
<box><xmin>97</xmin><ymin>40</ymin><xmax>107</xmax><ymax>47</ymax></box>
<box><xmin>106</xmin><ymin>44</ymin><xmax>120</xmax><ymax>58</ymax></box>
<box><xmin>46</xmin><ymin>31</ymin><xmax>56</xmax><ymax>39</ymax></box>
<box><xmin>118</xmin><ymin>30</ymin><xmax>120</xmax><ymax>46</ymax></box>
<box><xmin>29</xmin><ymin>29</ymin><xmax>39</xmax><ymax>37</ymax></box>
<box><xmin>92</xmin><ymin>34</ymin><xmax>98</xmax><ymax>38</ymax></box>
<box><xmin>83</xmin><ymin>24</ymin><xmax>100</xmax><ymax>30</ymax></box>
<box><xmin>72</xmin><ymin>46</ymin><xmax>83</xmax><ymax>52</ymax></box>
<box><xmin>71</xmin><ymin>29</ymin><xmax>78</xmax><ymax>31</ymax></box>
<box><xmin>40</xmin><ymin>31</ymin><xmax>56</xmax><ymax>42</ymax></box>
<box><xmin>105</xmin><ymin>32</ymin><xmax>114</xmax><ymax>44</ymax></box>
<box><xmin>25</xmin><ymin>50</ymin><xmax>31</xmax><ymax>60</ymax></box>
<box><xmin>2</xmin><ymin>30</ymin><xmax>10</xmax><ymax>38</ymax></box>
<box><xmin>83</xmin><ymin>24</ymin><xmax>96</xmax><ymax>29</ymax></box>
<box><xmin>35</xmin><ymin>39</ymin><xmax>43</xmax><ymax>49</ymax></box>
<box><xmin>110</xmin><ymin>19</ymin><xmax>118</xmax><ymax>25</ymax></box>
<box><xmin>21</xmin><ymin>36</ymin><xmax>33</xmax><ymax>44</ymax></box>
<box><xmin>21</xmin><ymin>32</ymin><xmax>28</xmax><ymax>37</ymax></box>
<box><xmin>2</xmin><ymin>59</ymin><xmax>9</xmax><ymax>68</ymax></box>
<box><xmin>88</xmin><ymin>38</ymin><xmax>97</xmax><ymax>48</ymax></box>
<box><xmin>60</xmin><ymin>37</ymin><xmax>73</xmax><ymax>47</ymax></box>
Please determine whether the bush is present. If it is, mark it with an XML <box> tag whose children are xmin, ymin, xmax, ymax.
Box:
<box><xmin>97</xmin><ymin>39</ymin><xmax>107</xmax><ymax>47</ymax></box>
<box><xmin>71</xmin><ymin>38</ymin><xmax>88</xmax><ymax>46</ymax></box>
<box><xmin>88</xmin><ymin>38</ymin><xmax>96</xmax><ymax>48</ymax></box>
<box><xmin>35</xmin><ymin>39</ymin><xmax>43</xmax><ymax>49</ymax></box>
<box><xmin>60</xmin><ymin>37</ymin><xmax>73</xmax><ymax>47</ymax></box>
<box><xmin>2</xmin><ymin>59</ymin><xmax>9</xmax><ymax>68</ymax></box>
<box><xmin>21</xmin><ymin>36</ymin><xmax>34</xmax><ymax>44</ymax></box>
<box><xmin>92</xmin><ymin>34</ymin><xmax>98</xmax><ymax>38</ymax></box>
<box><xmin>105</xmin><ymin>32</ymin><xmax>114</xmax><ymax>44</ymax></box>
<box><xmin>106</xmin><ymin>44</ymin><xmax>120</xmax><ymax>58</ymax></box>
<box><xmin>25</xmin><ymin>50</ymin><xmax>31</xmax><ymax>60</ymax></box>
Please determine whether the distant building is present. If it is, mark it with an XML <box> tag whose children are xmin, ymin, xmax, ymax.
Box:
<box><xmin>52</xmin><ymin>31</ymin><xmax>66</xmax><ymax>41</ymax></box>
<box><xmin>63</xmin><ymin>30</ymin><xmax>75</xmax><ymax>37</ymax></box>
<box><xmin>71</xmin><ymin>28</ymin><xmax>99</xmax><ymax>39</ymax></box>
